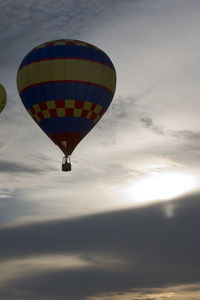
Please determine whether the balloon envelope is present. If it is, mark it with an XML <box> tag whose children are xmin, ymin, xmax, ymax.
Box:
<box><xmin>16</xmin><ymin>39</ymin><xmax>116</xmax><ymax>155</ymax></box>
<box><xmin>0</xmin><ymin>84</ymin><xmax>7</xmax><ymax>114</ymax></box>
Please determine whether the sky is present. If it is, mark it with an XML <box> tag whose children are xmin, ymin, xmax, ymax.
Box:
<box><xmin>1</xmin><ymin>0</ymin><xmax>200</xmax><ymax>299</ymax></box>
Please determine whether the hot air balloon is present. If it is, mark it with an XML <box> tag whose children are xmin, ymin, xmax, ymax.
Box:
<box><xmin>0</xmin><ymin>84</ymin><xmax>7</xmax><ymax>114</ymax></box>
<box><xmin>16</xmin><ymin>39</ymin><xmax>116</xmax><ymax>171</ymax></box>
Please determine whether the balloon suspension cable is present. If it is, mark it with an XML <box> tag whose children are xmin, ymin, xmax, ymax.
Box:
<box><xmin>61</xmin><ymin>141</ymin><xmax>72</xmax><ymax>172</ymax></box>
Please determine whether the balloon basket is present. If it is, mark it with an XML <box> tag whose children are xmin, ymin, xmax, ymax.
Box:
<box><xmin>62</xmin><ymin>155</ymin><xmax>71</xmax><ymax>172</ymax></box>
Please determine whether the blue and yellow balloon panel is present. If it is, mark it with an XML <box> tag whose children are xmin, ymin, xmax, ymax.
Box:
<box><xmin>16</xmin><ymin>39</ymin><xmax>116</xmax><ymax>156</ymax></box>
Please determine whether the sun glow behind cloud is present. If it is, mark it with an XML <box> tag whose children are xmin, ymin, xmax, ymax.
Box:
<box><xmin>89</xmin><ymin>283</ymin><xmax>200</xmax><ymax>300</ymax></box>
<box><xmin>117</xmin><ymin>171</ymin><xmax>199</xmax><ymax>205</ymax></box>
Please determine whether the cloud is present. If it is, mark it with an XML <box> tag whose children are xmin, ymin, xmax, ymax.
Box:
<box><xmin>0</xmin><ymin>196</ymin><xmax>41</xmax><ymax>226</ymax></box>
<box><xmin>0</xmin><ymin>153</ymin><xmax>58</xmax><ymax>175</ymax></box>
<box><xmin>140</xmin><ymin>117</ymin><xmax>166</xmax><ymax>135</ymax></box>
<box><xmin>0</xmin><ymin>0</ymin><xmax>129</xmax><ymax>66</ymax></box>
<box><xmin>0</xmin><ymin>192</ymin><xmax>200</xmax><ymax>298</ymax></box>
<box><xmin>0</xmin><ymin>160</ymin><xmax>42</xmax><ymax>174</ymax></box>
<box><xmin>91</xmin><ymin>87</ymin><xmax>154</xmax><ymax>148</ymax></box>
<box><xmin>140</xmin><ymin>117</ymin><xmax>200</xmax><ymax>141</ymax></box>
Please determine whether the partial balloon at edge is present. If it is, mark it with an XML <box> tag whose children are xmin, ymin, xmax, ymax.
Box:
<box><xmin>16</xmin><ymin>39</ymin><xmax>117</xmax><ymax>171</ymax></box>
<box><xmin>0</xmin><ymin>84</ymin><xmax>7</xmax><ymax>114</ymax></box>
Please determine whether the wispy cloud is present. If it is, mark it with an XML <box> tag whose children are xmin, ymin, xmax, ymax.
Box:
<box><xmin>0</xmin><ymin>0</ymin><xmax>128</xmax><ymax>65</ymax></box>
<box><xmin>0</xmin><ymin>160</ymin><xmax>43</xmax><ymax>174</ymax></box>
<box><xmin>140</xmin><ymin>117</ymin><xmax>166</xmax><ymax>135</ymax></box>
<box><xmin>140</xmin><ymin>117</ymin><xmax>200</xmax><ymax>141</ymax></box>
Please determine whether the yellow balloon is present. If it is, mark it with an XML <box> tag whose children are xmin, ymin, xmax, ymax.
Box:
<box><xmin>0</xmin><ymin>84</ymin><xmax>6</xmax><ymax>113</ymax></box>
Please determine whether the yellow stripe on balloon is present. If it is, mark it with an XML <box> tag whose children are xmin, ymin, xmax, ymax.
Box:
<box><xmin>17</xmin><ymin>59</ymin><xmax>116</xmax><ymax>94</ymax></box>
